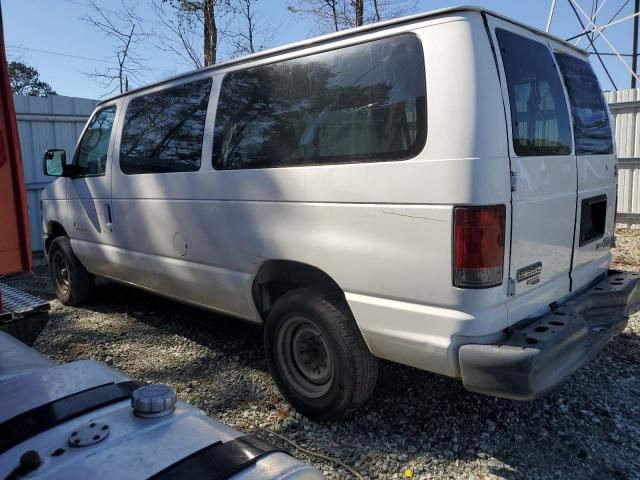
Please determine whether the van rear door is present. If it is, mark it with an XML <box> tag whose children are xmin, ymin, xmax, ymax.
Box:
<box><xmin>552</xmin><ymin>48</ymin><xmax>617</xmax><ymax>291</ymax></box>
<box><xmin>486</xmin><ymin>18</ymin><xmax>577</xmax><ymax>321</ymax></box>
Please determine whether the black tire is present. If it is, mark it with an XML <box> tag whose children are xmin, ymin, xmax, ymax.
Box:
<box><xmin>264</xmin><ymin>288</ymin><xmax>378</xmax><ymax>420</ymax></box>
<box><xmin>48</xmin><ymin>236</ymin><xmax>95</xmax><ymax>305</ymax></box>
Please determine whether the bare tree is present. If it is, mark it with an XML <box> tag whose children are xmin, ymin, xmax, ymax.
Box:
<box><xmin>367</xmin><ymin>0</ymin><xmax>416</xmax><ymax>24</ymax></box>
<box><xmin>353</xmin><ymin>0</ymin><xmax>363</xmax><ymax>26</ymax></box>
<box><xmin>200</xmin><ymin>0</ymin><xmax>218</xmax><ymax>65</ymax></box>
<box><xmin>232</xmin><ymin>0</ymin><xmax>257</xmax><ymax>54</ymax></box>
<box><xmin>225</xmin><ymin>0</ymin><xmax>275</xmax><ymax>56</ymax></box>
<box><xmin>287</xmin><ymin>0</ymin><xmax>340</xmax><ymax>32</ymax></box>
<box><xmin>81</xmin><ymin>1</ymin><xmax>148</xmax><ymax>95</ymax></box>
<box><xmin>150</xmin><ymin>0</ymin><xmax>205</xmax><ymax>69</ymax></box>
<box><xmin>288</xmin><ymin>0</ymin><xmax>415</xmax><ymax>32</ymax></box>
<box><xmin>152</xmin><ymin>0</ymin><xmax>231</xmax><ymax>68</ymax></box>
<box><xmin>372</xmin><ymin>0</ymin><xmax>380</xmax><ymax>22</ymax></box>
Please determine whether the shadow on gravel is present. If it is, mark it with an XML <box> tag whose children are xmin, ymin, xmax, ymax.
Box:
<box><xmin>6</xmin><ymin>271</ymin><xmax>640</xmax><ymax>480</ymax></box>
<box><xmin>91</xmin><ymin>281</ymin><xmax>266</xmax><ymax>363</ymax></box>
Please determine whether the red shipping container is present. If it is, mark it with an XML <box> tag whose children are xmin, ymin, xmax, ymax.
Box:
<box><xmin>0</xmin><ymin>6</ymin><xmax>31</xmax><ymax>275</ymax></box>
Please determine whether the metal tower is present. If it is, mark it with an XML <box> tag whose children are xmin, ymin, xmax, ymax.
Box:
<box><xmin>547</xmin><ymin>0</ymin><xmax>640</xmax><ymax>89</ymax></box>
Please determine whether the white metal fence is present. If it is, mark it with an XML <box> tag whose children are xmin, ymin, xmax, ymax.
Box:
<box><xmin>605</xmin><ymin>88</ymin><xmax>640</xmax><ymax>227</ymax></box>
<box><xmin>12</xmin><ymin>90</ymin><xmax>640</xmax><ymax>256</ymax></box>
<box><xmin>14</xmin><ymin>95</ymin><xmax>97</xmax><ymax>253</ymax></box>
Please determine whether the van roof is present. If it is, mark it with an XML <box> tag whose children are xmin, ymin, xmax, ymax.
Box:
<box><xmin>98</xmin><ymin>5</ymin><xmax>588</xmax><ymax>106</ymax></box>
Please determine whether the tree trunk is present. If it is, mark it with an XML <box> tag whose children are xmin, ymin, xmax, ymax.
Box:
<box><xmin>118</xmin><ymin>53</ymin><xmax>124</xmax><ymax>93</ymax></box>
<box><xmin>245</xmin><ymin>0</ymin><xmax>255</xmax><ymax>53</ymax></box>
<box><xmin>329</xmin><ymin>0</ymin><xmax>338</xmax><ymax>31</ymax></box>
<box><xmin>354</xmin><ymin>0</ymin><xmax>363</xmax><ymax>27</ymax></box>
<box><xmin>372</xmin><ymin>0</ymin><xmax>381</xmax><ymax>22</ymax></box>
<box><xmin>203</xmin><ymin>0</ymin><xmax>217</xmax><ymax>66</ymax></box>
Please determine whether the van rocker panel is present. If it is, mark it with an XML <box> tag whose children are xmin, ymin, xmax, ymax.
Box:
<box><xmin>459</xmin><ymin>270</ymin><xmax>640</xmax><ymax>400</ymax></box>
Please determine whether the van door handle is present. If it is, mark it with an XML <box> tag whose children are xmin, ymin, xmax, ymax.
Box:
<box><xmin>105</xmin><ymin>203</ymin><xmax>113</xmax><ymax>230</ymax></box>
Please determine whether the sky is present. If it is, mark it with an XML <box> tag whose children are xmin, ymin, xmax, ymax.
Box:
<box><xmin>2</xmin><ymin>0</ymin><xmax>639</xmax><ymax>99</ymax></box>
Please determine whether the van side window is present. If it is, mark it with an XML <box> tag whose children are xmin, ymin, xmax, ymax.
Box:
<box><xmin>120</xmin><ymin>78</ymin><xmax>212</xmax><ymax>174</ymax></box>
<box><xmin>496</xmin><ymin>29</ymin><xmax>572</xmax><ymax>156</ymax></box>
<box><xmin>75</xmin><ymin>106</ymin><xmax>116</xmax><ymax>177</ymax></box>
<box><xmin>555</xmin><ymin>53</ymin><xmax>613</xmax><ymax>155</ymax></box>
<box><xmin>213</xmin><ymin>34</ymin><xmax>426</xmax><ymax>170</ymax></box>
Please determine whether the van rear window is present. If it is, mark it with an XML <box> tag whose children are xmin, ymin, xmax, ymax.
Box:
<box><xmin>212</xmin><ymin>34</ymin><xmax>426</xmax><ymax>170</ymax></box>
<box><xmin>120</xmin><ymin>78</ymin><xmax>212</xmax><ymax>175</ymax></box>
<box><xmin>496</xmin><ymin>29</ymin><xmax>572</xmax><ymax>156</ymax></box>
<box><xmin>555</xmin><ymin>53</ymin><xmax>613</xmax><ymax>155</ymax></box>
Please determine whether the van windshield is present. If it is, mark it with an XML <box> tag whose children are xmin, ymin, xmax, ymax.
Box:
<box><xmin>555</xmin><ymin>53</ymin><xmax>614</xmax><ymax>155</ymax></box>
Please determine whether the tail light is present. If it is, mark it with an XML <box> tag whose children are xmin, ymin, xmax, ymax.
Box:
<box><xmin>453</xmin><ymin>205</ymin><xmax>506</xmax><ymax>288</ymax></box>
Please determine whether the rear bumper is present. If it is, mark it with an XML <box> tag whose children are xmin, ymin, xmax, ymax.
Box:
<box><xmin>459</xmin><ymin>270</ymin><xmax>640</xmax><ymax>400</ymax></box>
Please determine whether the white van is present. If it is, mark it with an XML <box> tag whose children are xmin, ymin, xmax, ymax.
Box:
<box><xmin>41</xmin><ymin>6</ymin><xmax>640</xmax><ymax>420</ymax></box>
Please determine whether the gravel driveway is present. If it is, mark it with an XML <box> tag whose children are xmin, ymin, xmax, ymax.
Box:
<box><xmin>4</xmin><ymin>233</ymin><xmax>640</xmax><ymax>480</ymax></box>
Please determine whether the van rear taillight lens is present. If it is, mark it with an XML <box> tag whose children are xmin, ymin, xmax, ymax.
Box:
<box><xmin>453</xmin><ymin>205</ymin><xmax>506</xmax><ymax>288</ymax></box>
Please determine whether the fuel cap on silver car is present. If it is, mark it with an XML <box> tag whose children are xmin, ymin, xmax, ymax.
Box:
<box><xmin>131</xmin><ymin>384</ymin><xmax>177</xmax><ymax>418</ymax></box>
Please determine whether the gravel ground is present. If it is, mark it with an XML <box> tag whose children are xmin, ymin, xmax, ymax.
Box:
<box><xmin>4</xmin><ymin>233</ymin><xmax>640</xmax><ymax>480</ymax></box>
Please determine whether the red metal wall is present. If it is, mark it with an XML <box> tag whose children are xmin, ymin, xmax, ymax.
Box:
<box><xmin>0</xmin><ymin>7</ymin><xmax>31</xmax><ymax>274</ymax></box>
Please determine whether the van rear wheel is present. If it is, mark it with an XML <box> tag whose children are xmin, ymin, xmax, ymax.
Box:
<box><xmin>48</xmin><ymin>237</ymin><xmax>95</xmax><ymax>305</ymax></box>
<box><xmin>264</xmin><ymin>288</ymin><xmax>378</xmax><ymax>420</ymax></box>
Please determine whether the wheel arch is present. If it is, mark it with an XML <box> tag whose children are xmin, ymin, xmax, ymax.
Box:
<box><xmin>45</xmin><ymin>221</ymin><xmax>67</xmax><ymax>253</ymax></box>
<box><xmin>251</xmin><ymin>260</ymin><xmax>347</xmax><ymax>319</ymax></box>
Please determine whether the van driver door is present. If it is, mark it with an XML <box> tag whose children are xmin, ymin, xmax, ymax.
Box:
<box><xmin>67</xmin><ymin>103</ymin><xmax>119</xmax><ymax>275</ymax></box>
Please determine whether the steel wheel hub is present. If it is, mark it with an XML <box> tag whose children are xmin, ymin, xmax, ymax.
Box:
<box><xmin>52</xmin><ymin>251</ymin><xmax>70</xmax><ymax>293</ymax></box>
<box><xmin>276</xmin><ymin>315</ymin><xmax>334</xmax><ymax>398</ymax></box>
<box><xmin>292</xmin><ymin>325</ymin><xmax>332</xmax><ymax>384</ymax></box>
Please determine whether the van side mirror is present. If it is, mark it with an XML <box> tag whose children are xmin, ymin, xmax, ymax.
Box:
<box><xmin>43</xmin><ymin>149</ymin><xmax>67</xmax><ymax>177</ymax></box>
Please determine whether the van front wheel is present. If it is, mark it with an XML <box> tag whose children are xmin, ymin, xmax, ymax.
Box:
<box><xmin>48</xmin><ymin>236</ymin><xmax>95</xmax><ymax>305</ymax></box>
<box><xmin>264</xmin><ymin>288</ymin><xmax>378</xmax><ymax>420</ymax></box>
